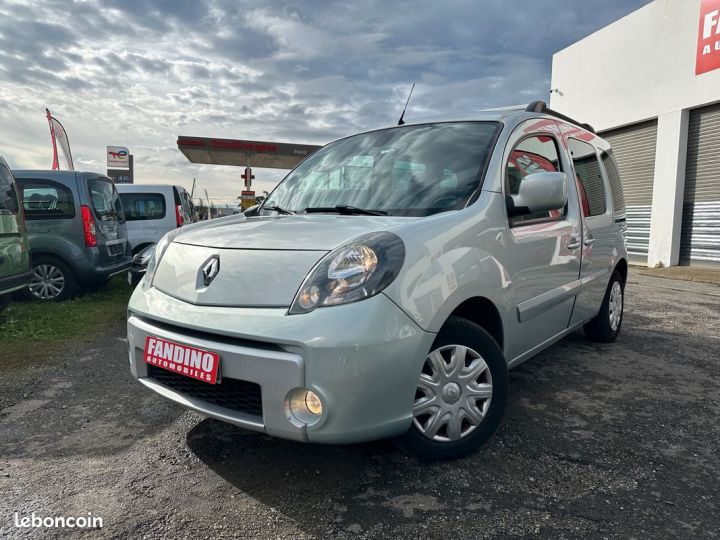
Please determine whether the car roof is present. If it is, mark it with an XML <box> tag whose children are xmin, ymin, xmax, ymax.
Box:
<box><xmin>396</xmin><ymin>106</ymin><xmax>609</xmax><ymax>149</ymax></box>
<box><xmin>12</xmin><ymin>170</ymin><xmax>109</xmax><ymax>179</ymax></box>
<box><xmin>400</xmin><ymin>105</ymin><xmax>530</xmax><ymax>126</ymax></box>
<box><xmin>116</xmin><ymin>183</ymin><xmax>179</xmax><ymax>191</ymax></box>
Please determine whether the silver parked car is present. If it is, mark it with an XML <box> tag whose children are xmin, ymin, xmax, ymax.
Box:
<box><xmin>127</xmin><ymin>101</ymin><xmax>628</xmax><ymax>460</ymax></box>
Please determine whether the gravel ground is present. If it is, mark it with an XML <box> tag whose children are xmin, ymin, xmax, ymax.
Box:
<box><xmin>1</xmin><ymin>271</ymin><xmax>719</xmax><ymax>539</ymax></box>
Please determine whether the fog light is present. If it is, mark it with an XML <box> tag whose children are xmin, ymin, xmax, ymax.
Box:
<box><xmin>305</xmin><ymin>390</ymin><xmax>323</xmax><ymax>415</ymax></box>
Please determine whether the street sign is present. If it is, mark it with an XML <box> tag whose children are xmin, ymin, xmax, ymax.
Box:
<box><xmin>241</xmin><ymin>167</ymin><xmax>255</xmax><ymax>188</ymax></box>
<box><xmin>107</xmin><ymin>146</ymin><xmax>130</xmax><ymax>168</ymax></box>
<box><xmin>239</xmin><ymin>190</ymin><xmax>256</xmax><ymax>211</ymax></box>
<box><xmin>107</xmin><ymin>169</ymin><xmax>134</xmax><ymax>183</ymax></box>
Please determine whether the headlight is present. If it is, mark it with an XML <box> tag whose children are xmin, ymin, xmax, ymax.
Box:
<box><xmin>141</xmin><ymin>230</ymin><xmax>178</xmax><ymax>291</ymax></box>
<box><xmin>289</xmin><ymin>232</ymin><xmax>405</xmax><ymax>315</ymax></box>
<box><xmin>134</xmin><ymin>244</ymin><xmax>155</xmax><ymax>265</ymax></box>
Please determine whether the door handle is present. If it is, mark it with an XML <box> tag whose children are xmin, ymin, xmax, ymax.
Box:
<box><xmin>584</xmin><ymin>237</ymin><xmax>596</xmax><ymax>246</ymax></box>
<box><xmin>566</xmin><ymin>238</ymin><xmax>581</xmax><ymax>250</ymax></box>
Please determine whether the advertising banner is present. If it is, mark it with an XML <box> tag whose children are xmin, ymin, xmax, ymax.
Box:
<box><xmin>696</xmin><ymin>0</ymin><xmax>720</xmax><ymax>75</ymax></box>
<box><xmin>46</xmin><ymin>109</ymin><xmax>74</xmax><ymax>170</ymax></box>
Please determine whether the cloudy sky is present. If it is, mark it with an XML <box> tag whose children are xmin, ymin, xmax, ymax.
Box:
<box><xmin>0</xmin><ymin>0</ymin><xmax>650</xmax><ymax>205</ymax></box>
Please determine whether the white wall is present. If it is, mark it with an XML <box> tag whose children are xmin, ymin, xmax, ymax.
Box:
<box><xmin>550</xmin><ymin>0</ymin><xmax>720</xmax><ymax>131</ymax></box>
<box><xmin>550</xmin><ymin>0</ymin><xmax>720</xmax><ymax>267</ymax></box>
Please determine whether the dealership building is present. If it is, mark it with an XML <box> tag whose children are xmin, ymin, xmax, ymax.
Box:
<box><xmin>551</xmin><ymin>0</ymin><xmax>720</xmax><ymax>267</ymax></box>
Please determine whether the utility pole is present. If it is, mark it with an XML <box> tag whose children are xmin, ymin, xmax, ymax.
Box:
<box><xmin>204</xmin><ymin>188</ymin><xmax>211</xmax><ymax>220</ymax></box>
<box><xmin>190</xmin><ymin>177</ymin><xmax>196</xmax><ymax>199</ymax></box>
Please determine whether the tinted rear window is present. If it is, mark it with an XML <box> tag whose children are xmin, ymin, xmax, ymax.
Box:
<box><xmin>17</xmin><ymin>178</ymin><xmax>75</xmax><ymax>219</ymax></box>
<box><xmin>568</xmin><ymin>138</ymin><xmax>607</xmax><ymax>217</ymax></box>
<box><xmin>120</xmin><ymin>193</ymin><xmax>166</xmax><ymax>221</ymax></box>
<box><xmin>88</xmin><ymin>178</ymin><xmax>124</xmax><ymax>222</ymax></box>
<box><xmin>601</xmin><ymin>151</ymin><xmax>625</xmax><ymax>216</ymax></box>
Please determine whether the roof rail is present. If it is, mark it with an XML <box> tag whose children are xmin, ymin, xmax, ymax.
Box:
<box><xmin>525</xmin><ymin>101</ymin><xmax>595</xmax><ymax>134</ymax></box>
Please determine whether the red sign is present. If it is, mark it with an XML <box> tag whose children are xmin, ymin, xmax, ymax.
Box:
<box><xmin>696</xmin><ymin>0</ymin><xmax>720</xmax><ymax>75</ymax></box>
<box><xmin>211</xmin><ymin>139</ymin><xmax>278</xmax><ymax>153</ymax></box>
<box><xmin>143</xmin><ymin>336</ymin><xmax>219</xmax><ymax>384</ymax></box>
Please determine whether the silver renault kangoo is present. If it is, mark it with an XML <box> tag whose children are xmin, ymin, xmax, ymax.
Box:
<box><xmin>127</xmin><ymin>101</ymin><xmax>628</xmax><ymax>460</ymax></box>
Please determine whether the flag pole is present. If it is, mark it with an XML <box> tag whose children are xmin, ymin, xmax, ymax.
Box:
<box><xmin>46</xmin><ymin>108</ymin><xmax>59</xmax><ymax>170</ymax></box>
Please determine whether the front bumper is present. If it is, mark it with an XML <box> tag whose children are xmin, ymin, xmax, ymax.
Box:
<box><xmin>128</xmin><ymin>286</ymin><xmax>435</xmax><ymax>444</ymax></box>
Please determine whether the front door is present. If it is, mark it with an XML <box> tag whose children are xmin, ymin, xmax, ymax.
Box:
<box><xmin>503</xmin><ymin>120</ymin><xmax>583</xmax><ymax>362</ymax></box>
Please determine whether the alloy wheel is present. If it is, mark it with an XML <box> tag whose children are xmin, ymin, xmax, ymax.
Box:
<box><xmin>29</xmin><ymin>264</ymin><xmax>66</xmax><ymax>300</ymax></box>
<box><xmin>412</xmin><ymin>344</ymin><xmax>493</xmax><ymax>442</ymax></box>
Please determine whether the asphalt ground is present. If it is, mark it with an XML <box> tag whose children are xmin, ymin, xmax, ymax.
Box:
<box><xmin>1</xmin><ymin>270</ymin><xmax>719</xmax><ymax>539</ymax></box>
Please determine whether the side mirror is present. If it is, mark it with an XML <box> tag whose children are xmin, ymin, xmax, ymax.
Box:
<box><xmin>243</xmin><ymin>204</ymin><xmax>259</xmax><ymax>217</ymax></box>
<box><xmin>508</xmin><ymin>171</ymin><xmax>567</xmax><ymax>216</ymax></box>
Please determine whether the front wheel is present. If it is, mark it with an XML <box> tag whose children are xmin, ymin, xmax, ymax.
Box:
<box><xmin>584</xmin><ymin>271</ymin><xmax>624</xmax><ymax>343</ymax></box>
<box><xmin>395</xmin><ymin>316</ymin><xmax>509</xmax><ymax>461</ymax></box>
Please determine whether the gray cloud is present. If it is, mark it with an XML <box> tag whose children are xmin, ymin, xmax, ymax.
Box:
<box><xmin>0</xmin><ymin>0</ymin><xmax>650</xmax><ymax>203</ymax></box>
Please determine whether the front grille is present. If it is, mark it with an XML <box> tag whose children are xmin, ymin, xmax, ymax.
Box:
<box><xmin>147</xmin><ymin>365</ymin><xmax>263</xmax><ymax>418</ymax></box>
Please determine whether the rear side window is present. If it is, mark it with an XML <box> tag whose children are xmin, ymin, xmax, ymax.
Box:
<box><xmin>0</xmin><ymin>161</ymin><xmax>19</xmax><ymax>214</ymax></box>
<box><xmin>119</xmin><ymin>193</ymin><xmax>166</xmax><ymax>221</ymax></box>
<box><xmin>18</xmin><ymin>179</ymin><xmax>75</xmax><ymax>219</ymax></box>
<box><xmin>88</xmin><ymin>178</ymin><xmax>124</xmax><ymax>222</ymax></box>
<box><xmin>506</xmin><ymin>135</ymin><xmax>565</xmax><ymax>224</ymax></box>
<box><xmin>600</xmin><ymin>150</ymin><xmax>626</xmax><ymax>216</ymax></box>
<box><xmin>568</xmin><ymin>138</ymin><xmax>607</xmax><ymax>217</ymax></box>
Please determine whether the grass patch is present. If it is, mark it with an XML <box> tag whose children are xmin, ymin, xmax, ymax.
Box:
<box><xmin>0</xmin><ymin>276</ymin><xmax>133</xmax><ymax>364</ymax></box>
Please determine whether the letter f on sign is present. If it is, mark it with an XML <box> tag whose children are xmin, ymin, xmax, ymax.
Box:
<box><xmin>704</xmin><ymin>9</ymin><xmax>719</xmax><ymax>39</ymax></box>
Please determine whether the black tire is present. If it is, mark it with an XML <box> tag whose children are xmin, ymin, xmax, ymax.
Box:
<box><xmin>0</xmin><ymin>294</ymin><xmax>10</xmax><ymax>313</ymax></box>
<box><xmin>23</xmin><ymin>255</ymin><xmax>78</xmax><ymax>302</ymax></box>
<box><xmin>584</xmin><ymin>271</ymin><xmax>624</xmax><ymax>343</ymax></box>
<box><xmin>395</xmin><ymin>316</ymin><xmax>509</xmax><ymax>461</ymax></box>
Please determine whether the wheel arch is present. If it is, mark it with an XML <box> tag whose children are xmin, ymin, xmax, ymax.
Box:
<box><xmin>28</xmin><ymin>251</ymin><xmax>79</xmax><ymax>280</ymax></box>
<box><xmin>444</xmin><ymin>296</ymin><xmax>504</xmax><ymax>351</ymax></box>
<box><xmin>614</xmin><ymin>258</ymin><xmax>628</xmax><ymax>285</ymax></box>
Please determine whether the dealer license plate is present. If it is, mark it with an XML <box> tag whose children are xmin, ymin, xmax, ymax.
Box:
<box><xmin>143</xmin><ymin>336</ymin><xmax>220</xmax><ymax>384</ymax></box>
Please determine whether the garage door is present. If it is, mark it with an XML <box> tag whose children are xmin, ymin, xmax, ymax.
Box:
<box><xmin>601</xmin><ymin>120</ymin><xmax>658</xmax><ymax>264</ymax></box>
<box><xmin>681</xmin><ymin>102</ymin><xmax>720</xmax><ymax>266</ymax></box>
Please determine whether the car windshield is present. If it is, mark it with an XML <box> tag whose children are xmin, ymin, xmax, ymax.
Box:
<box><xmin>262</xmin><ymin>122</ymin><xmax>500</xmax><ymax>217</ymax></box>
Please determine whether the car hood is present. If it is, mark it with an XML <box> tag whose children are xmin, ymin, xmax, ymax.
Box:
<box><xmin>173</xmin><ymin>214</ymin><xmax>413</xmax><ymax>250</ymax></box>
<box><xmin>153</xmin><ymin>215</ymin><xmax>416</xmax><ymax>308</ymax></box>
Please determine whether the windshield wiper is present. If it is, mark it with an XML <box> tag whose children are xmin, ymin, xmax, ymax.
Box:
<box><xmin>263</xmin><ymin>204</ymin><xmax>295</xmax><ymax>215</ymax></box>
<box><xmin>304</xmin><ymin>205</ymin><xmax>387</xmax><ymax>216</ymax></box>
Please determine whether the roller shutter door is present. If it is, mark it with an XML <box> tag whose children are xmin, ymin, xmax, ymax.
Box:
<box><xmin>681</xmin><ymin>102</ymin><xmax>720</xmax><ymax>266</ymax></box>
<box><xmin>600</xmin><ymin>120</ymin><xmax>658</xmax><ymax>264</ymax></box>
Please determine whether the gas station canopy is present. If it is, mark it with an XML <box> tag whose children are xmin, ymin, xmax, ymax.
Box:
<box><xmin>177</xmin><ymin>136</ymin><xmax>323</xmax><ymax>170</ymax></box>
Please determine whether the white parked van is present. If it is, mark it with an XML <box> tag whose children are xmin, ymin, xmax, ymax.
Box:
<box><xmin>117</xmin><ymin>184</ymin><xmax>194</xmax><ymax>253</ymax></box>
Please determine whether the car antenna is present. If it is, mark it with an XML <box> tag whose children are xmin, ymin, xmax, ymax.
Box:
<box><xmin>397</xmin><ymin>82</ymin><xmax>415</xmax><ymax>125</ymax></box>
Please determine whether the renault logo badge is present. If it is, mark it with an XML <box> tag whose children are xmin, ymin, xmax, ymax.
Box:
<box><xmin>201</xmin><ymin>256</ymin><xmax>220</xmax><ymax>286</ymax></box>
